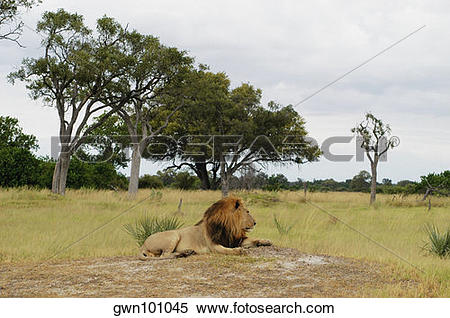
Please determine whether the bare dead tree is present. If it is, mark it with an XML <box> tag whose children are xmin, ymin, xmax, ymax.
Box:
<box><xmin>352</xmin><ymin>112</ymin><xmax>398</xmax><ymax>205</ymax></box>
<box><xmin>420</xmin><ymin>179</ymin><xmax>447</xmax><ymax>211</ymax></box>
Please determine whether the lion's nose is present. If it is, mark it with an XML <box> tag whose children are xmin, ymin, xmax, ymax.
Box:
<box><xmin>254</xmin><ymin>222</ymin><xmax>256</xmax><ymax>226</ymax></box>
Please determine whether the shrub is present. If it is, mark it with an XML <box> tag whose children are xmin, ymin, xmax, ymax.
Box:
<box><xmin>263</xmin><ymin>174</ymin><xmax>290</xmax><ymax>191</ymax></box>
<box><xmin>124</xmin><ymin>215</ymin><xmax>184</xmax><ymax>247</ymax></box>
<box><xmin>172</xmin><ymin>171</ymin><xmax>200</xmax><ymax>190</ymax></box>
<box><xmin>139</xmin><ymin>175</ymin><xmax>163</xmax><ymax>189</ymax></box>
<box><xmin>36</xmin><ymin>157</ymin><xmax>128</xmax><ymax>190</ymax></box>
<box><xmin>0</xmin><ymin>147</ymin><xmax>40</xmax><ymax>187</ymax></box>
<box><xmin>423</xmin><ymin>224</ymin><xmax>450</xmax><ymax>258</ymax></box>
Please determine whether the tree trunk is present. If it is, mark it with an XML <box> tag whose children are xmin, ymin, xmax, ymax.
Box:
<box><xmin>128</xmin><ymin>143</ymin><xmax>142</xmax><ymax>198</ymax></box>
<box><xmin>51</xmin><ymin>159</ymin><xmax>61</xmax><ymax>193</ymax></box>
<box><xmin>195</xmin><ymin>162</ymin><xmax>211</xmax><ymax>190</ymax></box>
<box><xmin>370</xmin><ymin>162</ymin><xmax>377</xmax><ymax>205</ymax></box>
<box><xmin>220</xmin><ymin>159</ymin><xmax>229</xmax><ymax>198</ymax></box>
<box><xmin>51</xmin><ymin>153</ymin><xmax>70</xmax><ymax>195</ymax></box>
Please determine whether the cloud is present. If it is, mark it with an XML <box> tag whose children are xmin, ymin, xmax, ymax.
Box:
<box><xmin>1</xmin><ymin>0</ymin><xmax>448</xmax><ymax>181</ymax></box>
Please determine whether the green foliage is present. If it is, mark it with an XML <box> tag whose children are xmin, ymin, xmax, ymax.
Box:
<box><xmin>35</xmin><ymin>159</ymin><xmax>55</xmax><ymax>188</ymax></box>
<box><xmin>172</xmin><ymin>171</ymin><xmax>200</xmax><ymax>190</ymax></box>
<box><xmin>423</xmin><ymin>224</ymin><xmax>450</xmax><ymax>258</ymax></box>
<box><xmin>148</xmin><ymin>189</ymin><xmax>163</xmax><ymax>201</ymax></box>
<box><xmin>0</xmin><ymin>116</ymin><xmax>38</xmax><ymax>151</ymax></box>
<box><xmin>273</xmin><ymin>214</ymin><xmax>295</xmax><ymax>236</ymax></box>
<box><xmin>156</xmin><ymin>169</ymin><xmax>177</xmax><ymax>186</ymax></box>
<box><xmin>78</xmin><ymin>115</ymin><xmax>130</xmax><ymax>169</ymax></box>
<box><xmin>139</xmin><ymin>175</ymin><xmax>163</xmax><ymax>189</ymax></box>
<box><xmin>0</xmin><ymin>147</ymin><xmax>40</xmax><ymax>187</ymax></box>
<box><xmin>351</xmin><ymin>112</ymin><xmax>394</xmax><ymax>154</ymax></box>
<box><xmin>397</xmin><ymin>180</ymin><xmax>415</xmax><ymax>187</ymax></box>
<box><xmin>149</xmin><ymin>67</ymin><xmax>320</xmax><ymax>190</ymax></box>
<box><xmin>8</xmin><ymin>9</ymin><xmax>190</xmax><ymax>194</ymax></box>
<box><xmin>0</xmin><ymin>0</ymin><xmax>41</xmax><ymax>44</ymax></box>
<box><xmin>350</xmin><ymin>170</ymin><xmax>371</xmax><ymax>192</ymax></box>
<box><xmin>416</xmin><ymin>171</ymin><xmax>450</xmax><ymax>197</ymax></box>
<box><xmin>66</xmin><ymin>158</ymin><xmax>127</xmax><ymax>190</ymax></box>
<box><xmin>34</xmin><ymin>157</ymin><xmax>127</xmax><ymax>190</ymax></box>
<box><xmin>124</xmin><ymin>215</ymin><xmax>184</xmax><ymax>247</ymax></box>
<box><xmin>0</xmin><ymin>116</ymin><xmax>41</xmax><ymax>187</ymax></box>
<box><xmin>263</xmin><ymin>174</ymin><xmax>290</xmax><ymax>191</ymax></box>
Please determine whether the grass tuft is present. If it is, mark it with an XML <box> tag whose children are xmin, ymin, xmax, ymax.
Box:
<box><xmin>423</xmin><ymin>224</ymin><xmax>450</xmax><ymax>258</ymax></box>
<box><xmin>124</xmin><ymin>215</ymin><xmax>183</xmax><ymax>247</ymax></box>
<box><xmin>273</xmin><ymin>214</ymin><xmax>295</xmax><ymax>235</ymax></box>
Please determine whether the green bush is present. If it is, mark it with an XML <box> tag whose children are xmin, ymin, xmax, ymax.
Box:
<box><xmin>0</xmin><ymin>147</ymin><xmax>40</xmax><ymax>187</ymax></box>
<box><xmin>139</xmin><ymin>175</ymin><xmax>163</xmax><ymax>189</ymax></box>
<box><xmin>0</xmin><ymin>116</ymin><xmax>42</xmax><ymax>188</ymax></box>
<box><xmin>66</xmin><ymin>157</ymin><xmax>127</xmax><ymax>190</ymax></box>
<box><xmin>124</xmin><ymin>215</ymin><xmax>184</xmax><ymax>247</ymax></box>
<box><xmin>172</xmin><ymin>171</ymin><xmax>200</xmax><ymax>190</ymax></box>
<box><xmin>423</xmin><ymin>224</ymin><xmax>450</xmax><ymax>258</ymax></box>
<box><xmin>34</xmin><ymin>157</ymin><xmax>127</xmax><ymax>190</ymax></box>
<box><xmin>263</xmin><ymin>174</ymin><xmax>289</xmax><ymax>191</ymax></box>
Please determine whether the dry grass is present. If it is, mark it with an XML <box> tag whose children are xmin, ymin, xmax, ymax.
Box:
<box><xmin>0</xmin><ymin>187</ymin><xmax>449</xmax><ymax>296</ymax></box>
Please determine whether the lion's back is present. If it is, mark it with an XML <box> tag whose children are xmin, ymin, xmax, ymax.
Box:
<box><xmin>176</xmin><ymin>225</ymin><xmax>209</xmax><ymax>253</ymax></box>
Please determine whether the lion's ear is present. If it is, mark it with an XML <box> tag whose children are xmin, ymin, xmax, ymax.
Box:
<box><xmin>235</xmin><ymin>200</ymin><xmax>240</xmax><ymax>210</ymax></box>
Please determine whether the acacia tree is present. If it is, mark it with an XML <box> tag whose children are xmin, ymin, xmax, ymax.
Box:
<box><xmin>82</xmin><ymin>32</ymin><xmax>192</xmax><ymax>197</ymax></box>
<box><xmin>9</xmin><ymin>9</ymin><xmax>150</xmax><ymax>195</ymax></box>
<box><xmin>157</xmin><ymin>68</ymin><xmax>320</xmax><ymax>197</ymax></box>
<box><xmin>0</xmin><ymin>0</ymin><xmax>40</xmax><ymax>46</ymax></box>
<box><xmin>114</xmin><ymin>32</ymin><xmax>192</xmax><ymax>197</ymax></box>
<box><xmin>352</xmin><ymin>112</ymin><xmax>396</xmax><ymax>204</ymax></box>
<box><xmin>157</xmin><ymin>67</ymin><xmax>230</xmax><ymax>191</ymax></box>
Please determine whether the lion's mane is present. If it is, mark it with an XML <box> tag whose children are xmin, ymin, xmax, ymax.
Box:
<box><xmin>196</xmin><ymin>196</ymin><xmax>248</xmax><ymax>248</ymax></box>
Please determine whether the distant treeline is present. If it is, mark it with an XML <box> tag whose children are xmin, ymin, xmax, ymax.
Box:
<box><xmin>0</xmin><ymin>116</ymin><xmax>448</xmax><ymax>196</ymax></box>
<box><xmin>223</xmin><ymin>170</ymin><xmax>449</xmax><ymax>196</ymax></box>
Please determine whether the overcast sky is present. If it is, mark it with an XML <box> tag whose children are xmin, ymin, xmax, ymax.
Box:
<box><xmin>1</xmin><ymin>0</ymin><xmax>449</xmax><ymax>182</ymax></box>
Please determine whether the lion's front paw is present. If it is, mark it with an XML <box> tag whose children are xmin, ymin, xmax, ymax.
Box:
<box><xmin>256</xmin><ymin>239</ymin><xmax>272</xmax><ymax>247</ymax></box>
<box><xmin>234</xmin><ymin>247</ymin><xmax>247</xmax><ymax>255</ymax></box>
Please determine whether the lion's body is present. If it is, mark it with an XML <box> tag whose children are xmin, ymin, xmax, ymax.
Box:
<box><xmin>139</xmin><ymin>196</ymin><xmax>271</xmax><ymax>260</ymax></box>
<box><xmin>139</xmin><ymin>224</ymin><xmax>211</xmax><ymax>259</ymax></box>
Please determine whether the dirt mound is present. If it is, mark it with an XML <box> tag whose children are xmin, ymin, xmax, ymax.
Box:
<box><xmin>0</xmin><ymin>246</ymin><xmax>413</xmax><ymax>297</ymax></box>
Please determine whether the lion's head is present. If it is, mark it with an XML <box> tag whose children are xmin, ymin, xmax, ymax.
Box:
<box><xmin>200</xmin><ymin>196</ymin><xmax>256</xmax><ymax>248</ymax></box>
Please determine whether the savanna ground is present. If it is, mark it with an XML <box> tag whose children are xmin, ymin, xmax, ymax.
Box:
<box><xmin>0</xmin><ymin>188</ymin><xmax>448</xmax><ymax>297</ymax></box>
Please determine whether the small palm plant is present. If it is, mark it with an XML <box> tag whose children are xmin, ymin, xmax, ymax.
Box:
<box><xmin>273</xmin><ymin>214</ymin><xmax>295</xmax><ymax>236</ymax></box>
<box><xmin>124</xmin><ymin>215</ymin><xmax>184</xmax><ymax>247</ymax></box>
<box><xmin>423</xmin><ymin>224</ymin><xmax>450</xmax><ymax>258</ymax></box>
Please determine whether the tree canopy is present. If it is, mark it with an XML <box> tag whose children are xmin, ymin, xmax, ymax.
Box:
<box><xmin>0</xmin><ymin>116</ymin><xmax>37</xmax><ymax>150</ymax></box>
<box><xmin>0</xmin><ymin>0</ymin><xmax>40</xmax><ymax>45</ymax></box>
<box><xmin>151</xmin><ymin>67</ymin><xmax>320</xmax><ymax>195</ymax></box>
<box><xmin>8</xmin><ymin>9</ymin><xmax>191</xmax><ymax>195</ymax></box>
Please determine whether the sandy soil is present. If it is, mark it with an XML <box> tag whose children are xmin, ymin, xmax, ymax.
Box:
<box><xmin>0</xmin><ymin>246</ymin><xmax>416</xmax><ymax>297</ymax></box>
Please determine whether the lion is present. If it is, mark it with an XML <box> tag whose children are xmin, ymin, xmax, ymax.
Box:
<box><xmin>139</xmin><ymin>196</ymin><xmax>272</xmax><ymax>260</ymax></box>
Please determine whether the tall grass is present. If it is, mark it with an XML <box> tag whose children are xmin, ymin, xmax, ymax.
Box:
<box><xmin>0</xmin><ymin>188</ymin><xmax>449</xmax><ymax>296</ymax></box>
